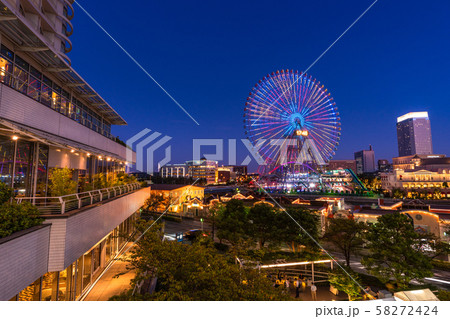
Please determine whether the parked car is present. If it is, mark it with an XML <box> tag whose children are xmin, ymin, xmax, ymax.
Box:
<box><xmin>183</xmin><ymin>229</ymin><xmax>210</xmax><ymax>241</ymax></box>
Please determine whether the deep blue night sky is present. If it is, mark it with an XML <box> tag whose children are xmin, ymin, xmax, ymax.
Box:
<box><xmin>69</xmin><ymin>0</ymin><xmax>450</xmax><ymax>171</ymax></box>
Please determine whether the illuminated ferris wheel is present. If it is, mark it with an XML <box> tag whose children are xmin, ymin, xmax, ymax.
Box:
<box><xmin>243</xmin><ymin>70</ymin><xmax>341</xmax><ymax>172</ymax></box>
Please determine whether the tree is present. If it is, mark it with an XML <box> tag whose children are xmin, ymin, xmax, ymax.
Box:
<box><xmin>392</xmin><ymin>188</ymin><xmax>406</xmax><ymax>199</ymax></box>
<box><xmin>92</xmin><ymin>173</ymin><xmax>108</xmax><ymax>189</ymax></box>
<box><xmin>276</xmin><ymin>207</ymin><xmax>320</xmax><ymax>253</ymax></box>
<box><xmin>432</xmin><ymin>188</ymin><xmax>442</xmax><ymax>200</ymax></box>
<box><xmin>408</xmin><ymin>189</ymin><xmax>420</xmax><ymax>200</ymax></box>
<box><xmin>144</xmin><ymin>194</ymin><xmax>171</xmax><ymax>213</ymax></box>
<box><xmin>247</xmin><ymin>203</ymin><xmax>279</xmax><ymax>249</ymax></box>
<box><xmin>328</xmin><ymin>268</ymin><xmax>363</xmax><ymax>301</ymax></box>
<box><xmin>322</xmin><ymin>217</ymin><xmax>367</xmax><ymax>268</ymax></box>
<box><xmin>216</xmin><ymin>199</ymin><xmax>251</xmax><ymax>256</ymax></box>
<box><xmin>209</xmin><ymin>201</ymin><xmax>225</xmax><ymax>240</ymax></box>
<box><xmin>49</xmin><ymin>167</ymin><xmax>78</xmax><ymax>196</ymax></box>
<box><xmin>421</xmin><ymin>231</ymin><xmax>450</xmax><ymax>259</ymax></box>
<box><xmin>111</xmin><ymin>220</ymin><xmax>291</xmax><ymax>301</ymax></box>
<box><xmin>0</xmin><ymin>202</ymin><xmax>43</xmax><ymax>238</ymax></box>
<box><xmin>360</xmin><ymin>174</ymin><xmax>381</xmax><ymax>193</ymax></box>
<box><xmin>361</xmin><ymin>212</ymin><xmax>433</xmax><ymax>289</ymax></box>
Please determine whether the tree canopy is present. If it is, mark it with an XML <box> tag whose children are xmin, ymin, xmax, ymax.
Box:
<box><xmin>361</xmin><ymin>212</ymin><xmax>433</xmax><ymax>289</ymax></box>
<box><xmin>322</xmin><ymin>217</ymin><xmax>367</xmax><ymax>267</ymax></box>
<box><xmin>328</xmin><ymin>268</ymin><xmax>363</xmax><ymax>301</ymax></box>
<box><xmin>0</xmin><ymin>182</ymin><xmax>43</xmax><ymax>239</ymax></box>
<box><xmin>247</xmin><ymin>203</ymin><xmax>279</xmax><ymax>249</ymax></box>
<box><xmin>276</xmin><ymin>207</ymin><xmax>320</xmax><ymax>253</ymax></box>
<box><xmin>111</xmin><ymin>220</ymin><xmax>291</xmax><ymax>301</ymax></box>
<box><xmin>216</xmin><ymin>199</ymin><xmax>252</xmax><ymax>256</ymax></box>
<box><xmin>48</xmin><ymin>167</ymin><xmax>78</xmax><ymax>196</ymax></box>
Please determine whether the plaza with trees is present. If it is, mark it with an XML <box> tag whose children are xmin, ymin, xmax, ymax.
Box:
<box><xmin>110</xmin><ymin>196</ymin><xmax>449</xmax><ymax>301</ymax></box>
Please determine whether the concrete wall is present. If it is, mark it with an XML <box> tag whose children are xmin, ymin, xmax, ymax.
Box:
<box><xmin>0</xmin><ymin>225</ymin><xmax>51</xmax><ymax>301</ymax></box>
<box><xmin>48</xmin><ymin>147</ymin><xmax>87</xmax><ymax>170</ymax></box>
<box><xmin>45</xmin><ymin>187</ymin><xmax>150</xmax><ymax>271</ymax></box>
<box><xmin>0</xmin><ymin>84</ymin><xmax>129</xmax><ymax>160</ymax></box>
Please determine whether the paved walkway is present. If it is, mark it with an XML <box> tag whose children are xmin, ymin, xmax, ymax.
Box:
<box><xmin>295</xmin><ymin>285</ymin><xmax>348</xmax><ymax>301</ymax></box>
<box><xmin>83</xmin><ymin>243</ymin><xmax>135</xmax><ymax>301</ymax></box>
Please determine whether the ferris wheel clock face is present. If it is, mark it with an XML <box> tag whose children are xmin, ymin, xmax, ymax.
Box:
<box><xmin>243</xmin><ymin>70</ymin><xmax>341</xmax><ymax>169</ymax></box>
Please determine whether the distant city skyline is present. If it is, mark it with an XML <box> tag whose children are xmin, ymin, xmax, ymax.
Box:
<box><xmin>67</xmin><ymin>1</ymin><xmax>450</xmax><ymax>169</ymax></box>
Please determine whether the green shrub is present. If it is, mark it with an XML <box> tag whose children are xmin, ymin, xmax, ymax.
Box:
<box><xmin>437</xmin><ymin>290</ymin><xmax>450</xmax><ymax>301</ymax></box>
<box><xmin>0</xmin><ymin>182</ymin><xmax>14</xmax><ymax>204</ymax></box>
<box><xmin>140</xmin><ymin>181</ymin><xmax>148</xmax><ymax>188</ymax></box>
<box><xmin>214</xmin><ymin>242</ymin><xmax>229</xmax><ymax>252</ymax></box>
<box><xmin>0</xmin><ymin>202</ymin><xmax>43</xmax><ymax>239</ymax></box>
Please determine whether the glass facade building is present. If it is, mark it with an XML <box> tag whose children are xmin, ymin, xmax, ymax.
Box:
<box><xmin>0</xmin><ymin>45</ymin><xmax>113</xmax><ymax>139</ymax></box>
<box><xmin>0</xmin><ymin>132</ymin><xmax>126</xmax><ymax>197</ymax></box>
<box><xmin>0</xmin><ymin>135</ymin><xmax>49</xmax><ymax>196</ymax></box>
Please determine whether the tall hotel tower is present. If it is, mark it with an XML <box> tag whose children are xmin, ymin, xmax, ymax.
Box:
<box><xmin>396</xmin><ymin>112</ymin><xmax>433</xmax><ymax>157</ymax></box>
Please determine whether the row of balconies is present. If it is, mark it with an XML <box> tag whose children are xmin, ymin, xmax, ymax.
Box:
<box><xmin>7</xmin><ymin>0</ymin><xmax>73</xmax><ymax>56</ymax></box>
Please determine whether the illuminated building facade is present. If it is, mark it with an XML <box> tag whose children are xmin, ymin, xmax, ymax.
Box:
<box><xmin>392</xmin><ymin>154</ymin><xmax>449</xmax><ymax>171</ymax></box>
<box><xmin>150</xmin><ymin>184</ymin><xmax>205</xmax><ymax>216</ymax></box>
<box><xmin>186</xmin><ymin>158</ymin><xmax>218</xmax><ymax>184</ymax></box>
<box><xmin>215</xmin><ymin>167</ymin><xmax>231</xmax><ymax>184</ymax></box>
<box><xmin>380</xmin><ymin>169</ymin><xmax>450</xmax><ymax>197</ymax></box>
<box><xmin>351</xmin><ymin>208</ymin><xmax>450</xmax><ymax>247</ymax></box>
<box><xmin>0</xmin><ymin>0</ymin><xmax>148</xmax><ymax>301</ymax></box>
<box><xmin>397</xmin><ymin>112</ymin><xmax>433</xmax><ymax>157</ymax></box>
<box><xmin>160</xmin><ymin>159</ymin><xmax>219</xmax><ymax>184</ymax></box>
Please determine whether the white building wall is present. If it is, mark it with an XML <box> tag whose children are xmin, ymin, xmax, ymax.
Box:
<box><xmin>0</xmin><ymin>225</ymin><xmax>51</xmax><ymax>301</ymax></box>
<box><xmin>45</xmin><ymin>187</ymin><xmax>149</xmax><ymax>271</ymax></box>
<box><xmin>48</xmin><ymin>147</ymin><xmax>87</xmax><ymax>170</ymax></box>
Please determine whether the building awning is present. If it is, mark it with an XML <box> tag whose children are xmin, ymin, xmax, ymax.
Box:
<box><xmin>0</xmin><ymin>118</ymin><xmax>127</xmax><ymax>161</ymax></box>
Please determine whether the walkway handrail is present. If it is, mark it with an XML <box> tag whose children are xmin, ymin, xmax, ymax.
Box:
<box><xmin>15</xmin><ymin>182</ymin><xmax>141</xmax><ymax>215</ymax></box>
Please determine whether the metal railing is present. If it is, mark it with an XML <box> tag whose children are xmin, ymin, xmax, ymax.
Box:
<box><xmin>15</xmin><ymin>183</ymin><xmax>141</xmax><ymax>215</ymax></box>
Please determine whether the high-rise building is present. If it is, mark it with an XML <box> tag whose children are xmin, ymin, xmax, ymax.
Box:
<box><xmin>397</xmin><ymin>112</ymin><xmax>433</xmax><ymax>156</ymax></box>
<box><xmin>0</xmin><ymin>1</ymin><xmax>148</xmax><ymax>301</ymax></box>
<box><xmin>354</xmin><ymin>146</ymin><xmax>375</xmax><ymax>174</ymax></box>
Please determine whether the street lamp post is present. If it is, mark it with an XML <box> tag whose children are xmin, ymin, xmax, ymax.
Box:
<box><xmin>11</xmin><ymin>135</ymin><xmax>19</xmax><ymax>192</ymax></box>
